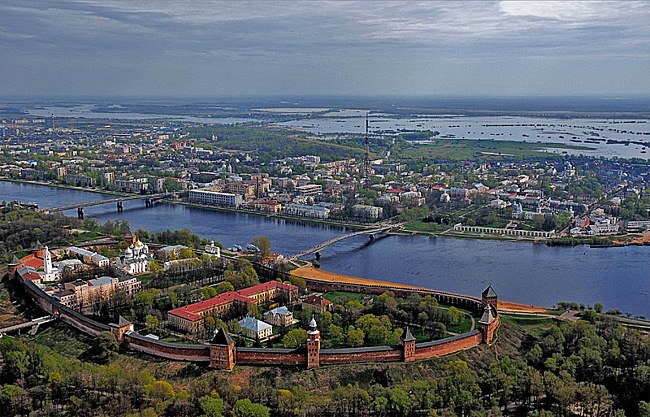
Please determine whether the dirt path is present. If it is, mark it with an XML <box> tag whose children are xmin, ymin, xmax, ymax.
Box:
<box><xmin>292</xmin><ymin>266</ymin><xmax>549</xmax><ymax>313</ymax></box>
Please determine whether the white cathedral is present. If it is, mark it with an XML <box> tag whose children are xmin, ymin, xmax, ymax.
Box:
<box><xmin>115</xmin><ymin>236</ymin><xmax>153</xmax><ymax>275</ymax></box>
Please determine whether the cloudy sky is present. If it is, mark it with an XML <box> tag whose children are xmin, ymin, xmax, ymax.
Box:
<box><xmin>1</xmin><ymin>1</ymin><xmax>648</xmax><ymax>97</ymax></box>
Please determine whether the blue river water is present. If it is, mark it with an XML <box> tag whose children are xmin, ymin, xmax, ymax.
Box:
<box><xmin>2</xmin><ymin>181</ymin><xmax>648</xmax><ymax>317</ymax></box>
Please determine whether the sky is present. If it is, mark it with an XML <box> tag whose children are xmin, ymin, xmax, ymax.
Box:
<box><xmin>0</xmin><ymin>1</ymin><xmax>649</xmax><ymax>98</ymax></box>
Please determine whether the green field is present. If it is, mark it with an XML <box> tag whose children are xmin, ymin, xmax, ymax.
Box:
<box><xmin>400</xmin><ymin>138</ymin><xmax>592</xmax><ymax>161</ymax></box>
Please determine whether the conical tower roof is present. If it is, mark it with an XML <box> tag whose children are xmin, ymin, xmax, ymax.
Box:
<box><xmin>479</xmin><ymin>305</ymin><xmax>496</xmax><ymax>325</ymax></box>
<box><xmin>9</xmin><ymin>255</ymin><xmax>21</xmax><ymax>266</ymax></box>
<box><xmin>482</xmin><ymin>285</ymin><xmax>497</xmax><ymax>298</ymax></box>
<box><xmin>211</xmin><ymin>327</ymin><xmax>234</xmax><ymax>346</ymax></box>
<box><xmin>33</xmin><ymin>240</ymin><xmax>44</xmax><ymax>251</ymax></box>
<box><xmin>401</xmin><ymin>326</ymin><xmax>416</xmax><ymax>342</ymax></box>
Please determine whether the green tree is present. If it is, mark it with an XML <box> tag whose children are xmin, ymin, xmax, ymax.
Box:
<box><xmin>92</xmin><ymin>331</ymin><xmax>119</xmax><ymax>363</ymax></box>
<box><xmin>389</xmin><ymin>388</ymin><xmax>411</xmax><ymax>417</ymax></box>
<box><xmin>216</xmin><ymin>281</ymin><xmax>235</xmax><ymax>294</ymax></box>
<box><xmin>5</xmin><ymin>350</ymin><xmax>29</xmax><ymax>380</ymax></box>
<box><xmin>205</xmin><ymin>317</ymin><xmax>216</xmax><ymax>335</ymax></box>
<box><xmin>639</xmin><ymin>401</ymin><xmax>650</xmax><ymax>417</ymax></box>
<box><xmin>447</xmin><ymin>306</ymin><xmax>463</xmax><ymax>326</ymax></box>
<box><xmin>347</xmin><ymin>326</ymin><xmax>365</xmax><ymax>347</ymax></box>
<box><xmin>283</xmin><ymin>329</ymin><xmax>308</xmax><ymax>348</ymax></box>
<box><xmin>146</xmin><ymin>380</ymin><xmax>175</xmax><ymax>399</ymax></box>
<box><xmin>594</xmin><ymin>302</ymin><xmax>604</xmax><ymax>313</ymax></box>
<box><xmin>233</xmin><ymin>398</ymin><xmax>270</xmax><ymax>417</ymax></box>
<box><xmin>201</xmin><ymin>286</ymin><xmax>217</xmax><ymax>300</ymax></box>
<box><xmin>200</xmin><ymin>395</ymin><xmax>224</xmax><ymax>417</ymax></box>
<box><xmin>252</xmin><ymin>236</ymin><xmax>271</xmax><ymax>258</ymax></box>
<box><xmin>136</xmin><ymin>290</ymin><xmax>154</xmax><ymax>307</ymax></box>
<box><xmin>145</xmin><ymin>314</ymin><xmax>159</xmax><ymax>334</ymax></box>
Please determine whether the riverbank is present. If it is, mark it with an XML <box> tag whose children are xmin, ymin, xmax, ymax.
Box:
<box><xmin>1</xmin><ymin>178</ymin><xmax>381</xmax><ymax>231</ymax></box>
<box><xmin>1</xmin><ymin>177</ymin><xmax>132</xmax><ymax>198</ymax></box>
<box><xmin>292</xmin><ymin>266</ymin><xmax>548</xmax><ymax>314</ymax></box>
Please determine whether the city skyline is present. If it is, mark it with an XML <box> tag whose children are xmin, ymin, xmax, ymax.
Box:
<box><xmin>0</xmin><ymin>1</ymin><xmax>649</xmax><ymax>98</ymax></box>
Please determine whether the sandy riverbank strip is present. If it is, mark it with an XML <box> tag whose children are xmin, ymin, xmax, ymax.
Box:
<box><xmin>292</xmin><ymin>266</ymin><xmax>548</xmax><ymax>313</ymax></box>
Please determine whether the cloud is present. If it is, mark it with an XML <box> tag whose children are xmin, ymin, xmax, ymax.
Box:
<box><xmin>0</xmin><ymin>1</ymin><xmax>648</xmax><ymax>96</ymax></box>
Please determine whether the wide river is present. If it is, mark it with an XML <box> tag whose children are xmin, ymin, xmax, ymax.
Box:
<box><xmin>2</xmin><ymin>181</ymin><xmax>648</xmax><ymax>317</ymax></box>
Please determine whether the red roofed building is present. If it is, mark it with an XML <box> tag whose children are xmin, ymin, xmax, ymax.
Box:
<box><xmin>302</xmin><ymin>295</ymin><xmax>333</xmax><ymax>314</ymax></box>
<box><xmin>24</xmin><ymin>257</ymin><xmax>44</xmax><ymax>270</ymax></box>
<box><xmin>168</xmin><ymin>281</ymin><xmax>298</xmax><ymax>334</ymax></box>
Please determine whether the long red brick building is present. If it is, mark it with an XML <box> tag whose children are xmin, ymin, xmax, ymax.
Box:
<box><xmin>168</xmin><ymin>281</ymin><xmax>298</xmax><ymax>333</ymax></box>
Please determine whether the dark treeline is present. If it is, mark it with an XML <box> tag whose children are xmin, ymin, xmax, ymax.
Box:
<box><xmin>0</xmin><ymin>208</ymin><xmax>87</xmax><ymax>261</ymax></box>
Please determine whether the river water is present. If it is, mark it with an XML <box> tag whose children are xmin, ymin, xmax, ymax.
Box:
<box><xmin>2</xmin><ymin>181</ymin><xmax>648</xmax><ymax>317</ymax></box>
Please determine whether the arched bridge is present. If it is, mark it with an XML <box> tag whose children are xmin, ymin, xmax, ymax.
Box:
<box><xmin>289</xmin><ymin>224</ymin><xmax>395</xmax><ymax>260</ymax></box>
<box><xmin>47</xmin><ymin>193</ymin><xmax>174</xmax><ymax>213</ymax></box>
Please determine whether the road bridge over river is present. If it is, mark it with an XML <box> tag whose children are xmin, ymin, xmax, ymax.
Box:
<box><xmin>47</xmin><ymin>193</ymin><xmax>175</xmax><ymax>214</ymax></box>
<box><xmin>289</xmin><ymin>223</ymin><xmax>395</xmax><ymax>260</ymax></box>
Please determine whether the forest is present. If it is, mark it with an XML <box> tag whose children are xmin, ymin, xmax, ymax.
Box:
<box><xmin>1</xmin><ymin>295</ymin><xmax>648</xmax><ymax>416</ymax></box>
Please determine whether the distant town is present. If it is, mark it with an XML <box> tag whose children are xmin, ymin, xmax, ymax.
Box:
<box><xmin>1</xmin><ymin>110</ymin><xmax>649</xmax><ymax>245</ymax></box>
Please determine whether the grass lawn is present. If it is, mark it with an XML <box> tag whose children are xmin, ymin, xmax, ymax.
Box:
<box><xmin>500</xmin><ymin>314</ymin><xmax>555</xmax><ymax>339</ymax></box>
<box><xmin>446</xmin><ymin>315</ymin><xmax>474</xmax><ymax>334</ymax></box>
<box><xmin>322</xmin><ymin>291</ymin><xmax>366</xmax><ymax>305</ymax></box>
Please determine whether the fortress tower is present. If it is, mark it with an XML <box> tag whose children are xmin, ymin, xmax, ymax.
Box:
<box><xmin>123</xmin><ymin>227</ymin><xmax>137</xmax><ymax>247</ymax></box>
<box><xmin>400</xmin><ymin>326</ymin><xmax>416</xmax><ymax>362</ymax></box>
<box><xmin>8</xmin><ymin>255</ymin><xmax>22</xmax><ymax>279</ymax></box>
<box><xmin>209</xmin><ymin>327</ymin><xmax>235</xmax><ymax>370</ymax></box>
<box><xmin>307</xmin><ymin>317</ymin><xmax>320</xmax><ymax>368</ymax></box>
<box><xmin>482</xmin><ymin>285</ymin><xmax>498</xmax><ymax>310</ymax></box>
<box><xmin>480</xmin><ymin>285</ymin><xmax>499</xmax><ymax>345</ymax></box>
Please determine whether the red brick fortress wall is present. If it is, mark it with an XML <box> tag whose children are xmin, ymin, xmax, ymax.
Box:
<box><xmin>414</xmin><ymin>331</ymin><xmax>482</xmax><ymax>360</ymax></box>
<box><xmin>236</xmin><ymin>348</ymin><xmax>307</xmax><ymax>366</ymax></box>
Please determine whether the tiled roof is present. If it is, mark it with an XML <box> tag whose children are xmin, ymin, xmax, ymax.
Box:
<box><xmin>168</xmin><ymin>281</ymin><xmax>297</xmax><ymax>322</ymax></box>
<box><xmin>303</xmin><ymin>295</ymin><xmax>332</xmax><ymax>307</ymax></box>
<box><xmin>24</xmin><ymin>258</ymin><xmax>43</xmax><ymax>269</ymax></box>
<box><xmin>266</xmin><ymin>306</ymin><xmax>290</xmax><ymax>316</ymax></box>
<box><xmin>237</xmin><ymin>281</ymin><xmax>297</xmax><ymax>297</ymax></box>
<box><xmin>239</xmin><ymin>317</ymin><xmax>272</xmax><ymax>332</ymax></box>
<box><xmin>168</xmin><ymin>291</ymin><xmax>253</xmax><ymax>322</ymax></box>
<box><xmin>482</xmin><ymin>285</ymin><xmax>497</xmax><ymax>298</ymax></box>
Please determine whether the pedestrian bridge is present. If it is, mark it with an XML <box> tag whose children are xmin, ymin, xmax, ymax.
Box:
<box><xmin>289</xmin><ymin>224</ymin><xmax>394</xmax><ymax>260</ymax></box>
<box><xmin>0</xmin><ymin>316</ymin><xmax>55</xmax><ymax>336</ymax></box>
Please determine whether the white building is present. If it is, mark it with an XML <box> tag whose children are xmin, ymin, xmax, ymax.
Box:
<box><xmin>115</xmin><ymin>236</ymin><xmax>153</xmax><ymax>275</ymax></box>
<box><xmin>205</xmin><ymin>240</ymin><xmax>221</xmax><ymax>257</ymax></box>
<box><xmin>490</xmin><ymin>198</ymin><xmax>507</xmax><ymax>209</ymax></box>
<box><xmin>284</xmin><ymin>204</ymin><xmax>330</xmax><ymax>219</ymax></box>
<box><xmin>189</xmin><ymin>189</ymin><xmax>243</xmax><ymax>208</ymax></box>
<box><xmin>263</xmin><ymin>306</ymin><xmax>293</xmax><ymax>327</ymax></box>
<box><xmin>239</xmin><ymin>316</ymin><xmax>273</xmax><ymax>340</ymax></box>
<box><xmin>114</xmin><ymin>178</ymin><xmax>148</xmax><ymax>193</ymax></box>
